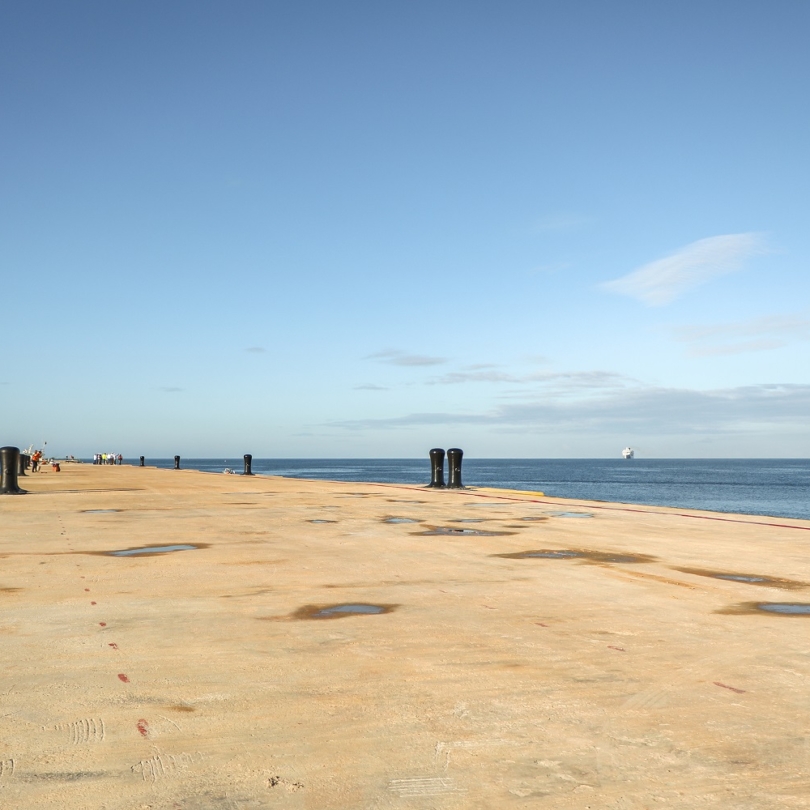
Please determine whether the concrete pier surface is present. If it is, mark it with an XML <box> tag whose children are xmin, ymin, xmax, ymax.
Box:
<box><xmin>2</xmin><ymin>465</ymin><xmax>810</xmax><ymax>809</ymax></box>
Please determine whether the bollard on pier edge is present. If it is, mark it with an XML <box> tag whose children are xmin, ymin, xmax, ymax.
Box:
<box><xmin>427</xmin><ymin>448</ymin><xmax>446</xmax><ymax>488</ymax></box>
<box><xmin>139</xmin><ymin>456</ymin><xmax>145</xmax><ymax>467</ymax></box>
<box><xmin>447</xmin><ymin>448</ymin><xmax>464</xmax><ymax>489</ymax></box>
<box><xmin>17</xmin><ymin>453</ymin><xmax>26</xmax><ymax>476</ymax></box>
<box><xmin>0</xmin><ymin>446</ymin><xmax>27</xmax><ymax>495</ymax></box>
<box><xmin>243</xmin><ymin>454</ymin><xmax>254</xmax><ymax>476</ymax></box>
<box><xmin>174</xmin><ymin>455</ymin><xmax>180</xmax><ymax>470</ymax></box>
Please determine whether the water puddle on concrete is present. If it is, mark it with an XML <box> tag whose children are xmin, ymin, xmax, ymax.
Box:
<box><xmin>309</xmin><ymin>519</ymin><xmax>337</xmax><ymax>524</ymax></box>
<box><xmin>415</xmin><ymin>527</ymin><xmax>513</xmax><ymax>537</ymax></box>
<box><xmin>449</xmin><ymin>519</ymin><xmax>485</xmax><ymax>523</ymax></box>
<box><xmin>105</xmin><ymin>544</ymin><xmax>203</xmax><ymax>557</ymax></box>
<box><xmin>494</xmin><ymin>548</ymin><xmax>656</xmax><ymax>564</ymax></box>
<box><xmin>675</xmin><ymin>567</ymin><xmax>807</xmax><ymax>590</ymax></box>
<box><xmin>758</xmin><ymin>603</ymin><xmax>810</xmax><ymax>615</ymax></box>
<box><xmin>81</xmin><ymin>509</ymin><xmax>122</xmax><ymax>514</ymax></box>
<box><xmin>291</xmin><ymin>603</ymin><xmax>398</xmax><ymax>620</ymax></box>
<box><xmin>548</xmin><ymin>511</ymin><xmax>594</xmax><ymax>518</ymax></box>
<box><xmin>718</xmin><ymin>601</ymin><xmax>810</xmax><ymax>616</ymax></box>
<box><xmin>383</xmin><ymin>517</ymin><xmax>421</xmax><ymax>524</ymax></box>
<box><xmin>518</xmin><ymin>516</ymin><xmax>549</xmax><ymax>522</ymax></box>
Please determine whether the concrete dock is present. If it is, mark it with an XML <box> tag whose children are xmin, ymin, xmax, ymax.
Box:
<box><xmin>1</xmin><ymin>464</ymin><xmax>809</xmax><ymax>808</ymax></box>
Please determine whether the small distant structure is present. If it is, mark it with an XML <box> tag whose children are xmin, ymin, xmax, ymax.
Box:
<box><xmin>622</xmin><ymin>446</ymin><xmax>635</xmax><ymax>459</ymax></box>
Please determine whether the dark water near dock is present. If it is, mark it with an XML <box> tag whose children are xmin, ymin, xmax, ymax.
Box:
<box><xmin>119</xmin><ymin>458</ymin><xmax>810</xmax><ymax>521</ymax></box>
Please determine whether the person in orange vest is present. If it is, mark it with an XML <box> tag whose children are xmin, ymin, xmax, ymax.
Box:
<box><xmin>31</xmin><ymin>450</ymin><xmax>42</xmax><ymax>473</ymax></box>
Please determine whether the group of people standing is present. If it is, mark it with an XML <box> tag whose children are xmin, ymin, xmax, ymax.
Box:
<box><xmin>93</xmin><ymin>453</ymin><xmax>123</xmax><ymax>465</ymax></box>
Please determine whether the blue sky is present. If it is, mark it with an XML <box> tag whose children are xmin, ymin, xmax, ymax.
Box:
<box><xmin>3</xmin><ymin>1</ymin><xmax>809</xmax><ymax>457</ymax></box>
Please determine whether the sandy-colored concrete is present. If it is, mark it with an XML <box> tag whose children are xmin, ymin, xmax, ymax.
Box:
<box><xmin>2</xmin><ymin>464</ymin><xmax>810</xmax><ymax>809</ymax></box>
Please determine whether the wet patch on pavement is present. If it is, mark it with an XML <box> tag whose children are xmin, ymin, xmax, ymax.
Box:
<box><xmin>383</xmin><ymin>517</ymin><xmax>422</xmax><ymax>524</ymax></box>
<box><xmin>414</xmin><ymin>526</ymin><xmax>515</xmax><ymax>537</ymax></box>
<box><xmin>89</xmin><ymin>544</ymin><xmax>208</xmax><ymax>557</ymax></box>
<box><xmin>717</xmin><ymin>602</ymin><xmax>810</xmax><ymax>616</ymax></box>
<box><xmin>309</xmin><ymin>519</ymin><xmax>338</xmax><ymax>524</ymax></box>
<box><xmin>548</xmin><ymin>511</ymin><xmax>594</xmax><ymax>518</ymax></box>
<box><xmin>289</xmin><ymin>602</ymin><xmax>399</xmax><ymax>620</ymax></box>
<box><xmin>674</xmin><ymin>567</ymin><xmax>807</xmax><ymax>590</ymax></box>
<box><xmin>81</xmin><ymin>509</ymin><xmax>122</xmax><ymax>514</ymax></box>
<box><xmin>493</xmin><ymin>548</ymin><xmax>656</xmax><ymax>564</ymax></box>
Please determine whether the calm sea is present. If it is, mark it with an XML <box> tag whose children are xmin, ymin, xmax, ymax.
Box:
<box><xmin>120</xmin><ymin>458</ymin><xmax>810</xmax><ymax>521</ymax></box>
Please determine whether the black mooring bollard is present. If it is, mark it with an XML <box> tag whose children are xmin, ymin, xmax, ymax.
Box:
<box><xmin>22</xmin><ymin>453</ymin><xmax>30</xmax><ymax>471</ymax></box>
<box><xmin>447</xmin><ymin>448</ymin><xmax>463</xmax><ymax>488</ymax></box>
<box><xmin>427</xmin><ymin>448</ymin><xmax>446</xmax><ymax>488</ymax></box>
<box><xmin>0</xmin><ymin>447</ymin><xmax>26</xmax><ymax>495</ymax></box>
<box><xmin>18</xmin><ymin>453</ymin><xmax>27</xmax><ymax>476</ymax></box>
<box><xmin>243</xmin><ymin>454</ymin><xmax>254</xmax><ymax>475</ymax></box>
<box><xmin>174</xmin><ymin>455</ymin><xmax>180</xmax><ymax>470</ymax></box>
<box><xmin>139</xmin><ymin>456</ymin><xmax>145</xmax><ymax>467</ymax></box>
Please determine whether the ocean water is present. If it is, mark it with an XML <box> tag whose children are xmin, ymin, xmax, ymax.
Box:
<box><xmin>123</xmin><ymin>458</ymin><xmax>810</xmax><ymax>521</ymax></box>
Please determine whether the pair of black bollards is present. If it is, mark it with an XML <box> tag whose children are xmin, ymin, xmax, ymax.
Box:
<box><xmin>0</xmin><ymin>446</ymin><xmax>26</xmax><ymax>494</ymax></box>
<box><xmin>427</xmin><ymin>447</ymin><xmax>463</xmax><ymax>489</ymax></box>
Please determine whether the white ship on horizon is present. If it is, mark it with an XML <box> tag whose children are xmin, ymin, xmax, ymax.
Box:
<box><xmin>622</xmin><ymin>446</ymin><xmax>634</xmax><ymax>459</ymax></box>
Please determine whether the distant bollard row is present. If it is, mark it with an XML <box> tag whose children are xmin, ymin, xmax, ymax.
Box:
<box><xmin>427</xmin><ymin>447</ymin><xmax>464</xmax><ymax>489</ymax></box>
<box><xmin>137</xmin><ymin>454</ymin><xmax>254</xmax><ymax>475</ymax></box>
<box><xmin>0</xmin><ymin>446</ymin><xmax>26</xmax><ymax>495</ymax></box>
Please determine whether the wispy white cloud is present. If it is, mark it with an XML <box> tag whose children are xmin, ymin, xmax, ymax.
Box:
<box><xmin>367</xmin><ymin>349</ymin><xmax>447</xmax><ymax>367</ymax></box>
<box><xmin>354</xmin><ymin>384</ymin><xmax>389</xmax><ymax>391</ymax></box>
<box><xmin>245</xmin><ymin>346</ymin><xmax>266</xmax><ymax>353</ymax></box>
<box><xmin>426</xmin><ymin>368</ymin><xmax>636</xmax><ymax>390</ymax></box>
<box><xmin>329</xmin><ymin>383</ymin><xmax>810</xmax><ymax>435</ymax></box>
<box><xmin>602</xmin><ymin>233</ymin><xmax>766</xmax><ymax>306</ymax></box>
<box><xmin>673</xmin><ymin>313</ymin><xmax>810</xmax><ymax>356</ymax></box>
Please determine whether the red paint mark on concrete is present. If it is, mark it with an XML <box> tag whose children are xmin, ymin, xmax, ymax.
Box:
<box><xmin>535</xmin><ymin>622</ymin><xmax>549</xmax><ymax>627</ymax></box>
<box><xmin>108</xmin><ymin>643</ymin><xmax>118</xmax><ymax>649</ymax></box>
<box><xmin>608</xmin><ymin>645</ymin><xmax>626</xmax><ymax>652</ymax></box>
<box><xmin>136</xmin><ymin>719</ymin><xmax>149</xmax><ymax>737</ymax></box>
<box><xmin>714</xmin><ymin>681</ymin><xmax>746</xmax><ymax>694</ymax></box>
<box><xmin>117</xmin><ymin>673</ymin><xmax>129</xmax><ymax>683</ymax></box>
<box><xmin>90</xmin><ymin>601</ymin><xmax>97</xmax><ymax>605</ymax></box>
<box><xmin>84</xmin><ymin>588</ymin><xmax>90</xmax><ymax>592</ymax></box>
<box><xmin>99</xmin><ymin>622</ymin><xmax>107</xmax><ymax>627</ymax></box>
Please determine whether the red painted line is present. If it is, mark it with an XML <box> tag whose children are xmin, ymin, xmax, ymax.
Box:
<box><xmin>117</xmin><ymin>673</ymin><xmax>129</xmax><ymax>683</ymax></box>
<box><xmin>108</xmin><ymin>643</ymin><xmax>118</xmax><ymax>649</ymax></box>
<box><xmin>90</xmin><ymin>601</ymin><xmax>97</xmax><ymax>605</ymax></box>
<box><xmin>99</xmin><ymin>622</ymin><xmax>106</xmax><ymax>627</ymax></box>
<box><xmin>608</xmin><ymin>645</ymin><xmax>626</xmax><ymax>652</ymax></box>
<box><xmin>136</xmin><ymin>719</ymin><xmax>149</xmax><ymax>737</ymax></box>
<box><xmin>714</xmin><ymin>681</ymin><xmax>746</xmax><ymax>694</ymax></box>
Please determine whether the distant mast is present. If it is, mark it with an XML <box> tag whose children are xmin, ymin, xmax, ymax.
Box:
<box><xmin>622</xmin><ymin>446</ymin><xmax>634</xmax><ymax>459</ymax></box>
